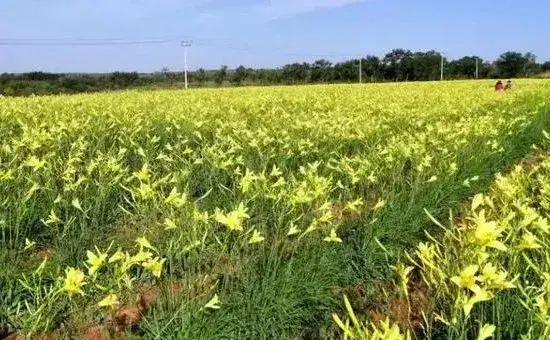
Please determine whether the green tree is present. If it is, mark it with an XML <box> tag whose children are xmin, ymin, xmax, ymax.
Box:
<box><xmin>523</xmin><ymin>52</ymin><xmax>540</xmax><ymax>76</ymax></box>
<box><xmin>383</xmin><ymin>49</ymin><xmax>414</xmax><ymax>81</ymax></box>
<box><xmin>447</xmin><ymin>56</ymin><xmax>481</xmax><ymax>79</ymax></box>
<box><xmin>231</xmin><ymin>65</ymin><xmax>248</xmax><ymax>85</ymax></box>
<box><xmin>196</xmin><ymin>68</ymin><xmax>207</xmax><ymax>86</ymax></box>
<box><xmin>310</xmin><ymin>59</ymin><xmax>333</xmax><ymax>83</ymax></box>
<box><xmin>215</xmin><ymin>65</ymin><xmax>228</xmax><ymax>86</ymax></box>
<box><xmin>282</xmin><ymin>63</ymin><xmax>310</xmax><ymax>84</ymax></box>
<box><xmin>496</xmin><ymin>51</ymin><xmax>529</xmax><ymax>78</ymax></box>
<box><xmin>411</xmin><ymin>50</ymin><xmax>443</xmax><ymax>81</ymax></box>
<box><xmin>361</xmin><ymin>55</ymin><xmax>382</xmax><ymax>82</ymax></box>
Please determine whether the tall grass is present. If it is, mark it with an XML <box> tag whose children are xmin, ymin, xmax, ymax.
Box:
<box><xmin>1</xmin><ymin>81</ymin><xmax>550</xmax><ymax>338</ymax></box>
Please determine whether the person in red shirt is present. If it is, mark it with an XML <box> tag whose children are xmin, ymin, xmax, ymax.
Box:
<box><xmin>495</xmin><ymin>80</ymin><xmax>504</xmax><ymax>92</ymax></box>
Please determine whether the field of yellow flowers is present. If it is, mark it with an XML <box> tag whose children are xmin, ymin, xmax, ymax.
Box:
<box><xmin>335</xmin><ymin>134</ymin><xmax>550</xmax><ymax>340</ymax></box>
<box><xmin>1</xmin><ymin>80</ymin><xmax>550</xmax><ymax>339</ymax></box>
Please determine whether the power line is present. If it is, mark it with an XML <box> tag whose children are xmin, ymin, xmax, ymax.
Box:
<box><xmin>194</xmin><ymin>40</ymin><xmax>363</xmax><ymax>58</ymax></box>
<box><xmin>0</xmin><ymin>36</ymin><xmax>367</xmax><ymax>59</ymax></box>
<box><xmin>0</xmin><ymin>39</ymin><xmax>177</xmax><ymax>46</ymax></box>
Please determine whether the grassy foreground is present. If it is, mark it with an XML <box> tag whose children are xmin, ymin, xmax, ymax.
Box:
<box><xmin>336</xmin><ymin>134</ymin><xmax>550</xmax><ymax>339</ymax></box>
<box><xmin>1</xmin><ymin>80</ymin><xmax>550</xmax><ymax>339</ymax></box>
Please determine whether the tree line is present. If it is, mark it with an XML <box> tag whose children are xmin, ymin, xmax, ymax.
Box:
<box><xmin>1</xmin><ymin>50</ymin><xmax>549</xmax><ymax>97</ymax></box>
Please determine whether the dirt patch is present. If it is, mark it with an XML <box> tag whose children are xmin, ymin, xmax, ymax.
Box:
<box><xmin>3</xmin><ymin>334</ymin><xmax>53</xmax><ymax>340</ymax></box>
<box><xmin>167</xmin><ymin>282</ymin><xmax>184</xmax><ymax>297</ymax></box>
<box><xmin>113</xmin><ymin>304</ymin><xmax>143</xmax><ymax>331</ymax></box>
<box><xmin>518</xmin><ymin>151</ymin><xmax>546</xmax><ymax>172</ymax></box>
<box><xmin>33</xmin><ymin>247</ymin><xmax>54</xmax><ymax>261</ymax></box>
<box><xmin>84</xmin><ymin>324</ymin><xmax>110</xmax><ymax>340</ymax></box>
<box><xmin>213</xmin><ymin>255</ymin><xmax>242</xmax><ymax>282</ymax></box>
<box><xmin>1</xmin><ymin>331</ymin><xmax>17</xmax><ymax>340</ymax></box>
<box><xmin>138</xmin><ymin>285</ymin><xmax>161</xmax><ymax>312</ymax></box>
<box><xmin>0</xmin><ymin>326</ymin><xmax>13</xmax><ymax>340</ymax></box>
<box><xmin>389</xmin><ymin>282</ymin><xmax>430</xmax><ymax>331</ymax></box>
<box><xmin>106</xmin><ymin>281</ymin><xmax>186</xmax><ymax>336</ymax></box>
<box><xmin>340</xmin><ymin>274</ymin><xmax>431</xmax><ymax>333</ymax></box>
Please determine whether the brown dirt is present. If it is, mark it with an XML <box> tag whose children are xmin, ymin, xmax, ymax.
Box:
<box><xmin>341</xmin><ymin>273</ymin><xmax>431</xmax><ymax>333</ymax></box>
<box><xmin>167</xmin><ymin>282</ymin><xmax>184</xmax><ymax>298</ymax></box>
<box><xmin>33</xmin><ymin>247</ymin><xmax>54</xmax><ymax>261</ymax></box>
<box><xmin>388</xmin><ymin>282</ymin><xmax>430</xmax><ymax>330</ymax></box>
<box><xmin>2</xmin><ymin>333</ymin><xmax>18</xmax><ymax>340</ymax></box>
<box><xmin>112</xmin><ymin>305</ymin><xmax>142</xmax><ymax>331</ymax></box>
<box><xmin>16</xmin><ymin>334</ymin><xmax>53</xmax><ymax>340</ymax></box>
<box><xmin>138</xmin><ymin>285</ymin><xmax>161</xmax><ymax>312</ymax></box>
<box><xmin>84</xmin><ymin>324</ymin><xmax>109</xmax><ymax>340</ymax></box>
<box><xmin>0</xmin><ymin>326</ymin><xmax>14</xmax><ymax>340</ymax></box>
<box><xmin>2</xmin><ymin>333</ymin><xmax>55</xmax><ymax>340</ymax></box>
<box><xmin>213</xmin><ymin>255</ymin><xmax>242</xmax><ymax>282</ymax></box>
<box><xmin>108</xmin><ymin>281</ymin><xmax>186</xmax><ymax>335</ymax></box>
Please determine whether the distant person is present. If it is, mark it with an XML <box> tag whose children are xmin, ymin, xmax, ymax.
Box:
<box><xmin>495</xmin><ymin>80</ymin><xmax>504</xmax><ymax>92</ymax></box>
<box><xmin>505</xmin><ymin>80</ymin><xmax>513</xmax><ymax>91</ymax></box>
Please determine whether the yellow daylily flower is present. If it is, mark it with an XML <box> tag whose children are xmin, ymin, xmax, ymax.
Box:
<box><xmin>536</xmin><ymin>295</ymin><xmax>549</xmax><ymax>319</ymax></box>
<box><xmin>131</xmin><ymin>249</ymin><xmax>153</xmax><ymax>264</ymax></box>
<box><xmin>427</xmin><ymin>175</ymin><xmax>438</xmax><ymax>183</ymax></box>
<box><xmin>163</xmin><ymin>218</ymin><xmax>177</xmax><ymax>230</ymax></box>
<box><xmin>480</xmin><ymin>263</ymin><xmax>515</xmax><ymax>290</ymax></box>
<box><xmin>62</xmin><ymin>267</ymin><xmax>86</xmax><ymax>297</ymax></box>
<box><xmin>463</xmin><ymin>289</ymin><xmax>492</xmax><ymax>317</ymax></box>
<box><xmin>451</xmin><ymin>265</ymin><xmax>480</xmax><ymax>292</ymax></box>
<box><xmin>477</xmin><ymin>323</ymin><xmax>496</xmax><ymax>340</ymax></box>
<box><xmin>108</xmin><ymin>250</ymin><xmax>126</xmax><ymax>263</ymax></box>
<box><xmin>142</xmin><ymin>257</ymin><xmax>166</xmax><ymax>278</ymax></box>
<box><xmin>98</xmin><ymin>293</ymin><xmax>119</xmax><ymax>308</ymax></box>
<box><xmin>86</xmin><ymin>249</ymin><xmax>107</xmax><ymax>275</ymax></box>
<box><xmin>286</xmin><ymin>223</ymin><xmax>301</xmax><ymax>236</ymax></box>
<box><xmin>24</xmin><ymin>238</ymin><xmax>36</xmax><ymax>250</ymax></box>
<box><xmin>136</xmin><ymin>236</ymin><xmax>157</xmax><ymax>251</ymax></box>
<box><xmin>472</xmin><ymin>211</ymin><xmax>507</xmax><ymax>251</ymax></box>
<box><xmin>215</xmin><ymin>204</ymin><xmax>249</xmax><ymax>232</ymax></box>
<box><xmin>324</xmin><ymin>228</ymin><xmax>343</xmax><ymax>243</ymax></box>
<box><xmin>248</xmin><ymin>230</ymin><xmax>265</xmax><ymax>244</ymax></box>
<box><xmin>203</xmin><ymin>294</ymin><xmax>221</xmax><ymax>310</ymax></box>
<box><xmin>373</xmin><ymin>199</ymin><xmax>386</xmax><ymax>211</ymax></box>
<box><xmin>518</xmin><ymin>231</ymin><xmax>542</xmax><ymax>250</ymax></box>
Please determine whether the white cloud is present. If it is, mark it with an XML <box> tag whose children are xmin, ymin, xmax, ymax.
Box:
<box><xmin>261</xmin><ymin>0</ymin><xmax>370</xmax><ymax>19</ymax></box>
<box><xmin>190</xmin><ymin>0</ymin><xmax>371</xmax><ymax>24</ymax></box>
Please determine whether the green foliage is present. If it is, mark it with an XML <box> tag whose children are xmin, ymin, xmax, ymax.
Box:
<box><xmin>377</xmin><ymin>134</ymin><xmax>550</xmax><ymax>339</ymax></box>
<box><xmin>1</xmin><ymin>81</ymin><xmax>550</xmax><ymax>338</ymax></box>
<box><xmin>1</xmin><ymin>49</ymin><xmax>549</xmax><ymax>97</ymax></box>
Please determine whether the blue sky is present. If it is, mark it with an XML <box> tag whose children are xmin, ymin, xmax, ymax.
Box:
<box><xmin>1</xmin><ymin>0</ymin><xmax>549</xmax><ymax>72</ymax></box>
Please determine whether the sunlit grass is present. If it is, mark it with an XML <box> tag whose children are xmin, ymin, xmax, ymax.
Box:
<box><xmin>1</xmin><ymin>80</ymin><xmax>550</xmax><ymax>338</ymax></box>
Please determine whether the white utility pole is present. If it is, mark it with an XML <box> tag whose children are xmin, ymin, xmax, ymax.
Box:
<box><xmin>181</xmin><ymin>40</ymin><xmax>192</xmax><ymax>89</ymax></box>
<box><xmin>359</xmin><ymin>58</ymin><xmax>362</xmax><ymax>83</ymax></box>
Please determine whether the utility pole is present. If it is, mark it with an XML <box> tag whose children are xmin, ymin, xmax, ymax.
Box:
<box><xmin>359</xmin><ymin>58</ymin><xmax>362</xmax><ymax>84</ymax></box>
<box><xmin>181</xmin><ymin>40</ymin><xmax>192</xmax><ymax>89</ymax></box>
<box><xmin>475</xmin><ymin>58</ymin><xmax>479</xmax><ymax>79</ymax></box>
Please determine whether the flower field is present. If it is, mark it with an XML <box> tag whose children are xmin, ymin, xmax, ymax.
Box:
<box><xmin>335</xmin><ymin>134</ymin><xmax>550</xmax><ymax>340</ymax></box>
<box><xmin>1</xmin><ymin>80</ymin><xmax>550</xmax><ymax>339</ymax></box>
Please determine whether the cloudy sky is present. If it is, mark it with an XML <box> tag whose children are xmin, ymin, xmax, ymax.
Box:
<box><xmin>1</xmin><ymin>0</ymin><xmax>549</xmax><ymax>72</ymax></box>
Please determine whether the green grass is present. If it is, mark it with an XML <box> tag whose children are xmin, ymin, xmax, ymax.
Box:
<box><xmin>1</xmin><ymin>81</ymin><xmax>550</xmax><ymax>339</ymax></box>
